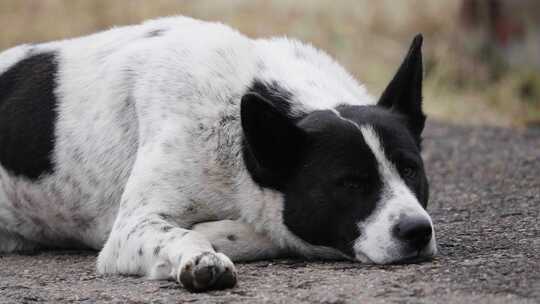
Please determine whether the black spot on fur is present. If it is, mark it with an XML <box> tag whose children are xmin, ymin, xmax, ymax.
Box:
<box><xmin>161</xmin><ymin>225</ymin><xmax>173</xmax><ymax>232</ymax></box>
<box><xmin>219</xmin><ymin>114</ymin><xmax>237</xmax><ymax>127</ymax></box>
<box><xmin>226</xmin><ymin>234</ymin><xmax>237</xmax><ymax>241</ymax></box>
<box><xmin>126</xmin><ymin>225</ymin><xmax>139</xmax><ymax>240</ymax></box>
<box><xmin>157</xmin><ymin>213</ymin><xmax>175</xmax><ymax>222</ymax></box>
<box><xmin>138</xmin><ymin>247</ymin><xmax>144</xmax><ymax>256</ymax></box>
<box><xmin>0</xmin><ymin>52</ymin><xmax>58</xmax><ymax>179</ymax></box>
<box><xmin>145</xmin><ymin>29</ymin><xmax>166</xmax><ymax>38</ymax></box>
<box><xmin>153</xmin><ymin>245</ymin><xmax>162</xmax><ymax>256</ymax></box>
<box><xmin>186</xmin><ymin>203</ymin><xmax>196</xmax><ymax>213</ymax></box>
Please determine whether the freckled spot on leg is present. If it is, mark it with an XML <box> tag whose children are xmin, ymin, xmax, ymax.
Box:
<box><xmin>154</xmin><ymin>245</ymin><xmax>162</xmax><ymax>256</ymax></box>
<box><xmin>138</xmin><ymin>247</ymin><xmax>144</xmax><ymax>256</ymax></box>
<box><xmin>127</xmin><ymin>225</ymin><xmax>139</xmax><ymax>240</ymax></box>
<box><xmin>186</xmin><ymin>202</ymin><xmax>197</xmax><ymax>213</ymax></box>
<box><xmin>157</xmin><ymin>213</ymin><xmax>174</xmax><ymax>222</ymax></box>
<box><xmin>226</xmin><ymin>234</ymin><xmax>237</xmax><ymax>241</ymax></box>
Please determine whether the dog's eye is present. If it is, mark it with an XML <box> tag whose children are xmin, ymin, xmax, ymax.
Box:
<box><xmin>401</xmin><ymin>166</ymin><xmax>417</xmax><ymax>179</ymax></box>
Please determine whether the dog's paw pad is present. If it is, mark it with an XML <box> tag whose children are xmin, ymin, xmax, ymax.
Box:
<box><xmin>178</xmin><ymin>252</ymin><xmax>237</xmax><ymax>292</ymax></box>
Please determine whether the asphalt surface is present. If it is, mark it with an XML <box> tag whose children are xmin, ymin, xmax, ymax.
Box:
<box><xmin>1</xmin><ymin>122</ymin><xmax>539</xmax><ymax>304</ymax></box>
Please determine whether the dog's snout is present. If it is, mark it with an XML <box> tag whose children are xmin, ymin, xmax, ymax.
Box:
<box><xmin>393</xmin><ymin>216</ymin><xmax>432</xmax><ymax>250</ymax></box>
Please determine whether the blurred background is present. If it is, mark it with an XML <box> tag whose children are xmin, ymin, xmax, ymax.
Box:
<box><xmin>1</xmin><ymin>0</ymin><xmax>539</xmax><ymax>127</ymax></box>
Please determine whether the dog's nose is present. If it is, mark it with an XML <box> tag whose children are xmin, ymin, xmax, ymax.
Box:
<box><xmin>393</xmin><ymin>216</ymin><xmax>432</xmax><ymax>250</ymax></box>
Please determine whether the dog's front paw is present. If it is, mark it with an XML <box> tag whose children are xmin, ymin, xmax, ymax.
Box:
<box><xmin>177</xmin><ymin>252</ymin><xmax>237</xmax><ymax>292</ymax></box>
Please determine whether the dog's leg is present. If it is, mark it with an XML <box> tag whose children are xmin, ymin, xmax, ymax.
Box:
<box><xmin>193</xmin><ymin>220</ymin><xmax>283</xmax><ymax>262</ymax></box>
<box><xmin>97</xmin><ymin>210</ymin><xmax>237</xmax><ymax>291</ymax></box>
<box><xmin>0</xmin><ymin>174</ymin><xmax>40</xmax><ymax>253</ymax></box>
<box><xmin>96</xmin><ymin>139</ymin><xmax>238</xmax><ymax>291</ymax></box>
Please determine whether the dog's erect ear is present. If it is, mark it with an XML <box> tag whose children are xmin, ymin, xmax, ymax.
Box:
<box><xmin>241</xmin><ymin>92</ymin><xmax>306</xmax><ymax>178</ymax></box>
<box><xmin>378</xmin><ymin>34</ymin><xmax>426</xmax><ymax>139</ymax></box>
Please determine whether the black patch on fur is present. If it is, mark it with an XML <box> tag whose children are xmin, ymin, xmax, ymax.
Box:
<box><xmin>240</xmin><ymin>80</ymin><xmax>306</xmax><ymax>189</ymax></box>
<box><xmin>282</xmin><ymin>110</ymin><xmax>383</xmax><ymax>256</ymax></box>
<box><xmin>226</xmin><ymin>234</ymin><xmax>237</xmax><ymax>241</ymax></box>
<box><xmin>146</xmin><ymin>29</ymin><xmax>166</xmax><ymax>38</ymax></box>
<box><xmin>0</xmin><ymin>52</ymin><xmax>58</xmax><ymax>179</ymax></box>
<box><xmin>337</xmin><ymin>105</ymin><xmax>429</xmax><ymax>208</ymax></box>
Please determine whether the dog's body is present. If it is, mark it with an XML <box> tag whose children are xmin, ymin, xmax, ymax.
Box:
<box><xmin>0</xmin><ymin>17</ymin><xmax>436</xmax><ymax>291</ymax></box>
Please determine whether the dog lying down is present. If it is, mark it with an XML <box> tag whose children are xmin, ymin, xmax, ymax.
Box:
<box><xmin>0</xmin><ymin>16</ymin><xmax>436</xmax><ymax>291</ymax></box>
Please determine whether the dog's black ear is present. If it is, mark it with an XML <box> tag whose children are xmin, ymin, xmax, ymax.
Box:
<box><xmin>241</xmin><ymin>92</ymin><xmax>306</xmax><ymax>182</ymax></box>
<box><xmin>378</xmin><ymin>34</ymin><xmax>426</xmax><ymax>139</ymax></box>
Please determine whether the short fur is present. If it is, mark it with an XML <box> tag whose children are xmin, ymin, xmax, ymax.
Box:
<box><xmin>0</xmin><ymin>17</ymin><xmax>436</xmax><ymax>291</ymax></box>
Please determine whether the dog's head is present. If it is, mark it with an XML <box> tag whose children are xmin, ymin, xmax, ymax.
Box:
<box><xmin>241</xmin><ymin>35</ymin><xmax>436</xmax><ymax>264</ymax></box>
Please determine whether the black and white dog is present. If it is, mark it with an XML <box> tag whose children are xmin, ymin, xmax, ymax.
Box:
<box><xmin>0</xmin><ymin>17</ymin><xmax>436</xmax><ymax>291</ymax></box>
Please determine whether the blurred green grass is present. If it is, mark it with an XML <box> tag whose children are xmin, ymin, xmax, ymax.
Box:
<box><xmin>1</xmin><ymin>0</ymin><xmax>539</xmax><ymax>127</ymax></box>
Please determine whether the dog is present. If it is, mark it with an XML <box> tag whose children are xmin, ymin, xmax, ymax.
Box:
<box><xmin>0</xmin><ymin>16</ymin><xmax>437</xmax><ymax>291</ymax></box>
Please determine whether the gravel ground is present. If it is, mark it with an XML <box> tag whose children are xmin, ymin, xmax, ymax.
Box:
<box><xmin>1</xmin><ymin>122</ymin><xmax>539</xmax><ymax>304</ymax></box>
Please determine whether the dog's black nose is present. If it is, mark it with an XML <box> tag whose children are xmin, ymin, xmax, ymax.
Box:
<box><xmin>393</xmin><ymin>216</ymin><xmax>432</xmax><ymax>250</ymax></box>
